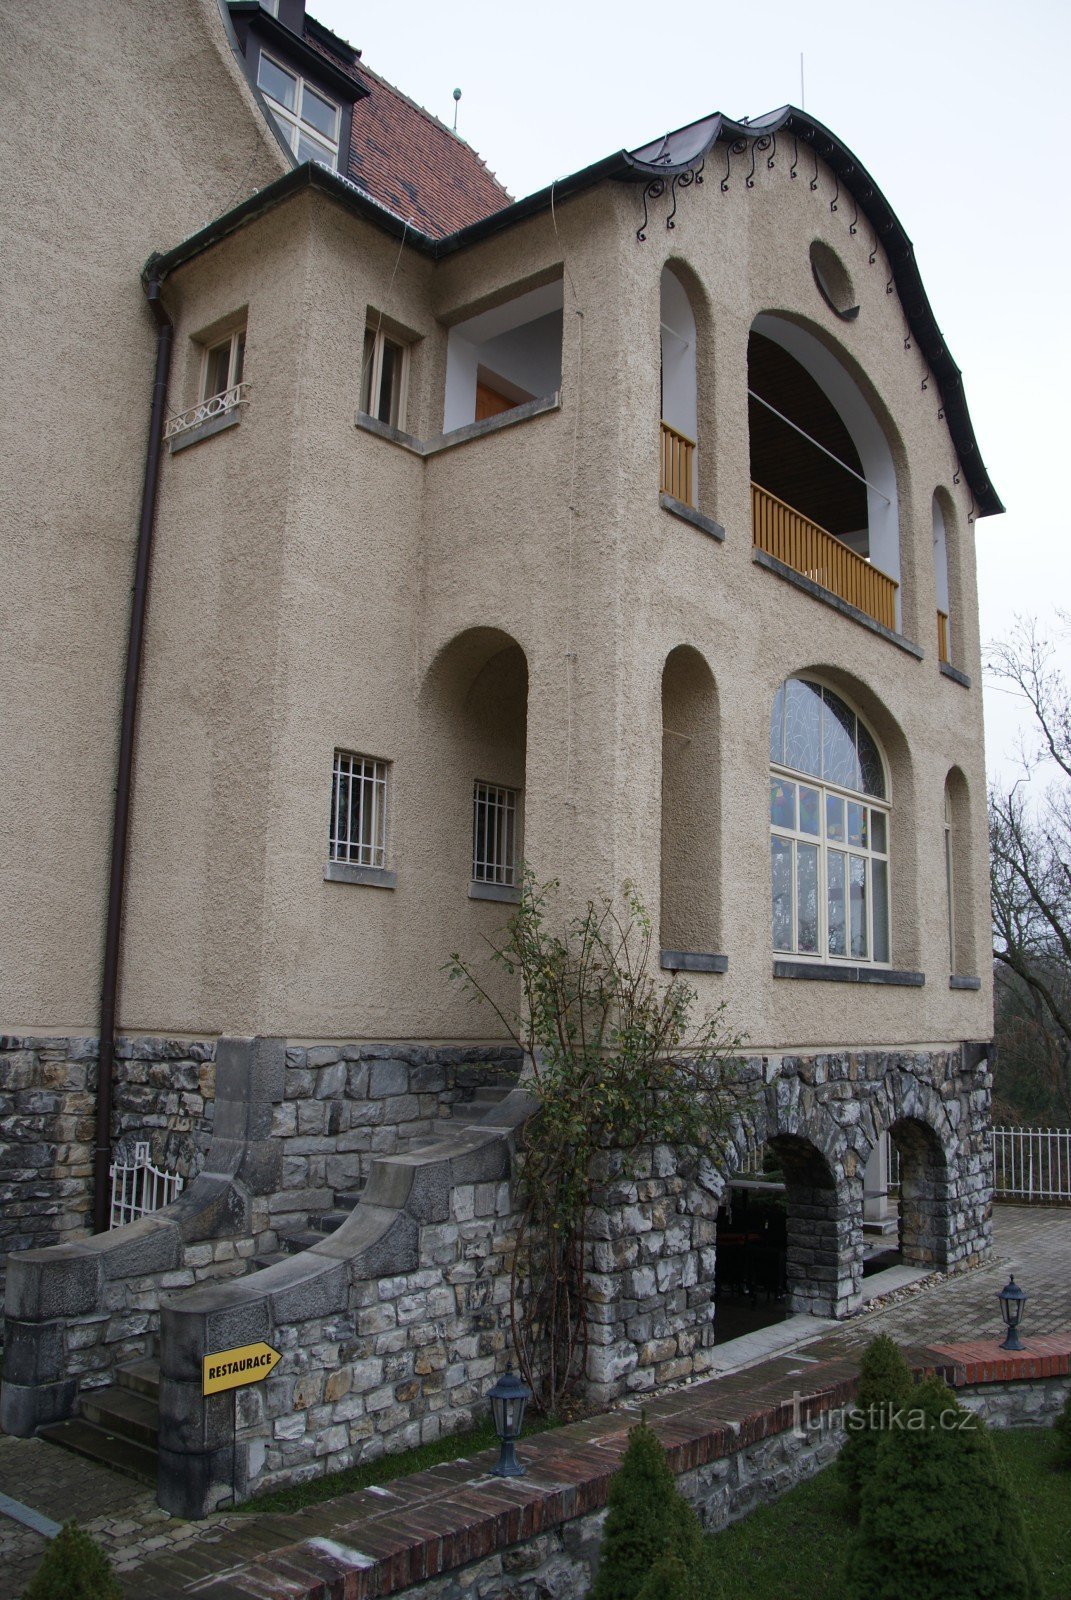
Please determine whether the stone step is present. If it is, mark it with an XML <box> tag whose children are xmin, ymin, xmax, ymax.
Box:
<box><xmin>79</xmin><ymin>1384</ymin><xmax>159</xmax><ymax>1449</ymax></box>
<box><xmin>333</xmin><ymin>1187</ymin><xmax>365</xmax><ymax>1210</ymax></box>
<box><xmin>248</xmin><ymin>1250</ymin><xmax>291</xmax><ymax>1271</ymax></box>
<box><xmin>37</xmin><ymin>1416</ymin><xmax>158</xmax><ymax>1486</ymax></box>
<box><xmin>277</xmin><ymin>1228</ymin><xmax>325</xmax><ymax>1254</ymax></box>
<box><xmin>117</xmin><ymin>1357</ymin><xmax>161</xmax><ymax>1402</ymax></box>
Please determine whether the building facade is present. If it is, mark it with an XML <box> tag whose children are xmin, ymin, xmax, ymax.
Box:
<box><xmin>1</xmin><ymin>0</ymin><xmax>998</xmax><ymax>1512</ymax></box>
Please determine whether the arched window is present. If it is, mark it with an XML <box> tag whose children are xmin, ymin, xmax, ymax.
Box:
<box><xmin>770</xmin><ymin>678</ymin><xmax>890</xmax><ymax>963</ymax></box>
<box><xmin>932</xmin><ymin>493</ymin><xmax>951</xmax><ymax>664</ymax></box>
<box><xmin>660</xmin><ymin>266</ymin><xmax>698</xmax><ymax>506</ymax></box>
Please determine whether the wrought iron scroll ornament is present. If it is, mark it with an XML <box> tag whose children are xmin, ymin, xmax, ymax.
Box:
<box><xmin>637</xmin><ymin>159</ymin><xmax>704</xmax><ymax>240</ymax></box>
<box><xmin>637</xmin><ymin>177</ymin><xmax>667</xmax><ymax>242</ymax></box>
<box><xmin>790</xmin><ymin>137</ymin><xmax>800</xmax><ymax>180</ymax></box>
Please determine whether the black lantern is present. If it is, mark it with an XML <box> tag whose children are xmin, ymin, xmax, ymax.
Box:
<box><xmin>488</xmin><ymin>1362</ymin><xmax>532</xmax><ymax>1477</ymax></box>
<box><xmin>997</xmin><ymin>1274</ymin><xmax>1027</xmax><ymax>1351</ymax></box>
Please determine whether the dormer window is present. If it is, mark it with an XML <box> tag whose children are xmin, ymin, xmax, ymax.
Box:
<box><xmin>257</xmin><ymin>51</ymin><xmax>340</xmax><ymax>166</ymax></box>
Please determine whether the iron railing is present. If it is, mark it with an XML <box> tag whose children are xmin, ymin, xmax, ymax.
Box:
<box><xmin>109</xmin><ymin>1140</ymin><xmax>184</xmax><ymax>1228</ymax></box>
<box><xmin>991</xmin><ymin>1126</ymin><xmax>1071</xmax><ymax>1203</ymax></box>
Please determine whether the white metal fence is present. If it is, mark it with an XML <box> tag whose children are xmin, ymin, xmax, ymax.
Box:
<box><xmin>991</xmin><ymin>1126</ymin><xmax>1071</xmax><ymax>1203</ymax></box>
<box><xmin>109</xmin><ymin>1140</ymin><xmax>184</xmax><ymax>1229</ymax></box>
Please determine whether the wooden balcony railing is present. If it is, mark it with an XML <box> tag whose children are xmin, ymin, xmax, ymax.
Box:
<box><xmin>661</xmin><ymin>420</ymin><xmax>696</xmax><ymax>507</ymax></box>
<box><xmin>752</xmin><ymin>482</ymin><xmax>898</xmax><ymax>633</ymax></box>
<box><xmin>937</xmin><ymin>609</ymin><xmax>950</xmax><ymax>665</ymax></box>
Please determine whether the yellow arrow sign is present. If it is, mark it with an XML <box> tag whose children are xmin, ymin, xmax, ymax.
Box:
<box><xmin>202</xmin><ymin>1341</ymin><xmax>282</xmax><ymax>1396</ymax></box>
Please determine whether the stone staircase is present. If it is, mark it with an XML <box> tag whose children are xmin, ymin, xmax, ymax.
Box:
<box><xmin>34</xmin><ymin>1077</ymin><xmax>517</xmax><ymax>1479</ymax></box>
<box><xmin>38</xmin><ymin>1356</ymin><xmax>160</xmax><ymax>1485</ymax></box>
<box><xmin>257</xmin><ymin>1079</ymin><xmax>516</xmax><ymax>1267</ymax></box>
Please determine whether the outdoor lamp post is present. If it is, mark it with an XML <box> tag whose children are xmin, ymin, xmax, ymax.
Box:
<box><xmin>489</xmin><ymin>1362</ymin><xmax>532</xmax><ymax>1477</ymax></box>
<box><xmin>997</xmin><ymin>1274</ymin><xmax>1027</xmax><ymax>1351</ymax></box>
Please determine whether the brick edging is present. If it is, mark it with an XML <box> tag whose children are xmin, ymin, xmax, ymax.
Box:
<box><xmin>130</xmin><ymin>1336</ymin><xmax>1071</xmax><ymax>1599</ymax></box>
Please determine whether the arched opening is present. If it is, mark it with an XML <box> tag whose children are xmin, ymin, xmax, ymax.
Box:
<box><xmin>660</xmin><ymin>645</ymin><xmax>719</xmax><ymax>961</ymax></box>
<box><xmin>714</xmin><ymin>1131</ymin><xmax>859</xmax><ymax>1338</ymax></box>
<box><xmin>660</xmin><ymin>265</ymin><xmax>699</xmax><ymax>506</ymax></box>
<box><xmin>419</xmin><ymin>627</ymin><xmax>529</xmax><ymax>901</ymax></box>
<box><xmin>944</xmin><ymin>766</ymin><xmax>976</xmax><ymax>976</ymax></box>
<box><xmin>933</xmin><ymin>493</ymin><xmax>951</xmax><ymax>664</ymax></box>
<box><xmin>749</xmin><ymin>314</ymin><xmax>902</xmax><ymax>631</ymax></box>
<box><xmin>889</xmin><ymin>1117</ymin><xmax>952</xmax><ymax>1269</ymax></box>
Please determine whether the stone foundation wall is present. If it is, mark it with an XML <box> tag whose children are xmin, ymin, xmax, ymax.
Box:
<box><xmin>0</xmin><ymin>1035</ymin><xmax>216</xmax><ymax>1316</ymax></box>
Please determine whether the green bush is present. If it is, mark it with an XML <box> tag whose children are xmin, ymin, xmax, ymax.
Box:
<box><xmin>636</xmin><ymin>1552</ymin><xmax>697</xmax><ymax>1600</ymax></box>
<box><xmin>22</xmin><ymin>1520</ymin><xmax>123</xmax><ymax>1600</ymax></box>
<box><xmin>845</xmin><ymin>1376</ymin><xmax>1041</xmax><ymax>1600</ymax></box>
<box><xmin>590</xmin><ymin>1419</ymin><xmax>706</xmax><ymax>1600</ymax></box>
<box><xmin>1055</xmin><ymin>1388</ymin><xmax>1071</xmax><ymax>1467</ymax></box>
<box><xmin>837</xmin><ymin>1333</ymin><xmax>914</xmax><ymax>1522</ymax></box>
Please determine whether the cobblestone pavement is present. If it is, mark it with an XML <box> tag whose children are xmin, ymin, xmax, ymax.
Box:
<box><xmin>0</xmin><ymin>1204</ymin><xmax>1066</xmax><ymax>1598</ymax></box>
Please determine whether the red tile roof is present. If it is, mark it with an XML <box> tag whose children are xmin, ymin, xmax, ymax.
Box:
<box><xmin>303</xmin><ymin>25</ymin><xmax>510</xmax><ymax>238</ymax></box>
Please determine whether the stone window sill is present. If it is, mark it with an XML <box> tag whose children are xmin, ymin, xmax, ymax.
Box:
<box><xmin>323</xmin><ymin>862</ymin><xmax>396</xmax><ymax>889</ymax></box>
<box><xmin>355</xmin><ymin>393</ymin><xmax>560</xmax><ymax>458</ymax></box>
<box><xmin>940</xmin><ymin>661</ymin><xmax>972</xmax><ymax>689</ymax></box>
<box><xmin>773</xmin><ymin>960</ymin><xmax>924</xmax><ymax>986</ymax></box>
<box><xmin>659</xmin><ymin>495</ymin><xmax>725</xmax><ymax>542</ymax></box>
<box><xmin>660</xmin><ymin>950</ymin><xmax>728</xmax><ymax>974</ymax></box>
<box><xmin>468</xmin><ymin>882</ymin><xmax>520</xmax><ymax>904</ymax></box>
<box><xmin>950</xmin><ymin>974</ymin><xmax>982</xmax><ymax>991</ymax></box>
<box><xmin>752</xmin><ymin>549</ymin><xmax>923</xmax><ymax>660</ymax></box>
<box><xmin>168</xmin><ymin>410</ymin><xmax>242</xmax><ymax>454</ymax></box>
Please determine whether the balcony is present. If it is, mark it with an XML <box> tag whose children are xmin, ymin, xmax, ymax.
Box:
<box><xmin>752</xmin><ymin>482</ymin><xmax>898</xmax><ymax>633</ymax></box>
<box><xmin>660</xmin><ymin>420</ymin><xmax>696</xmax><ymax>507</ymax></box>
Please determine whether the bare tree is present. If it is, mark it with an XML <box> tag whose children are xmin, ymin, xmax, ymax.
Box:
<box><xmin>988</xmin><ymin>616</ymin><xmax>1071</xmax><ymax>1122</ymax></box>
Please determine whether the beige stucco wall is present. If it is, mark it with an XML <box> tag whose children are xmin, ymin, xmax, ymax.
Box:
<box><xmin>2</xmin><ymin>3</ymin><xmax>993</xmax><ymax>1053</ymax></box>
<box><xmin>0</xmin><ymin>0</ymin><xmax>288</xmax><ymax>1033</ymax></box>
<box><xmin>104</xmin><ymin>147</ymin><xmax>993</xmax><ymax>1052</ymax></box>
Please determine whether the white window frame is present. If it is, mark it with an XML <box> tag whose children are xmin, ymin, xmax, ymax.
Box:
<box><xmin>472</xmin><ymin>781</ymin><xmax>519</xmax><ymax>887</ymax></box>
<box><xmin>329</xmin><ymin>751</ymin><xmax>389</xmax><ymax>869</ymax></box>
<box><xmin>360</xmin><ymin>327</ymin><xmax>410</xmax><ymax>431</ymax></box>
<box><xmin>944</xmin><ymin>788</ymin><xmax>955</xmax><ymax>971</ymax></box>
<box><xmin>769</xmin><ymin>680</ymin><xmax>891</xmax><ymax>966</ymax></box>
<box><xmin>201</xmin><ymin>328</ymin><xmax>246</xmax><ymax>403</ymax></box>
<box><xmin>256</xmin><ymin>50</ymin><xmax>340</xmax><ymax>167</ymax></box>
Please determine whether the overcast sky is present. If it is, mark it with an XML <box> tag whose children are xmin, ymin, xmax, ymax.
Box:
<box><xmin>315</xmin><ymin>0</ymin><xmax>1070</xmax><ymax>784</ymax></box>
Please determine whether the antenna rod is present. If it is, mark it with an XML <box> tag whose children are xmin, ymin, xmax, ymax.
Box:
<box><xmin>800</xmin><ymin>53</ymin><xmax>805</xmax><ymax>110</ymax></box>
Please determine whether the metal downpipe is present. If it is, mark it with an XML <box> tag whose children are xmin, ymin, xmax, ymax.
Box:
<box><xmin>92</xmin><ymin>273</ymin><xmax>173</xmax><ymax>1234</ymax></box>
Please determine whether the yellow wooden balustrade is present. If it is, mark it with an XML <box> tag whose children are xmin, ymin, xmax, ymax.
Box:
<box><xmin>937</xmin><ymin>610</ymin><xmax>950</xmax><ymax>664</ymax></box>
<box><xmin>660</xmin><ymin>420</ymin><xmax>696</xmax><ymax>507</ymax></box>
<box><xmin>752</xmin><ymin>482</ymin><xmax>898</xmax><ymax>633</ymax></box>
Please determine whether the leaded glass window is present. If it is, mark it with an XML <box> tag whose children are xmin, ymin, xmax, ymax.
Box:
<box><xmin>770</xmin><ymin>679</ymin><xmax>890</xmax><ymax>963</ymax></box>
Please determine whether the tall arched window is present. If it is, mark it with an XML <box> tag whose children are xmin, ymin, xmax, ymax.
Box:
<box><xmin>660</xmin><ymin>266</ymin><xmax>698</xmax><ymax>506</ymax></box>
<box><xmin>770</xmin><ymin>678</ymin><xmax>890</xmax><ymax>963</ymax></box>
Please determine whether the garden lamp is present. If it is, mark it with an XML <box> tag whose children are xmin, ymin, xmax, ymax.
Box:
<box><xmin>997</xmin><ymin>1274</ymin><xmax>1027</xmax><ymax>1351</ymax></box>
<box><xmin>488</xmin><ymin>1362</ymin><xmax>532</xmax><ymax>1477</ymax></box>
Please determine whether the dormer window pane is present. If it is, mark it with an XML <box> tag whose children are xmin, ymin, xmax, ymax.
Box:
<box><xmin>258</xmin><ymin>55</ymin><xmax>297</xmax><ymax>112</ymax></box>
<box><xmin>303</xmin><ymin>85</ymin><xmax>338</xmax><ymax>140</ymax></box>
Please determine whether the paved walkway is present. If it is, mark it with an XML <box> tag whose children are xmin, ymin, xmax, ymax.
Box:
<box><xmin>0</xmin><ymin>1204</ymin><xmax>1066</xmax><ymax>1599</ymax></box>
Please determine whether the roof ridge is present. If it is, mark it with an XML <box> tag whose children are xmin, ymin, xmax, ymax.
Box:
<box><xmin>355</xmin><ymin>59</ymin><xmax>512</xmax><ymax>202</ymax></box>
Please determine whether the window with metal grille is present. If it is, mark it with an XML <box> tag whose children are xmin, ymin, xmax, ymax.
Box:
<box><xmin>472</xmin><ymin>782</ymin><xmax>518</xmax><ymax>886</ymax></box>
<box><xmin>330</xmin><ymin>752</ymin><xmax>388</xmax><ymax>868</ymax></box>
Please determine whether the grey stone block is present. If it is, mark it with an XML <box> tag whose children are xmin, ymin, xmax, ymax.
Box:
<box><xmin>157</xmin><ymin>1444</ymin><xmax>237</xmax><ymax>1518</ymax></box>
<box><xmin>100</xmin><ymin>1216</ymin><xmax>182</xmax><ymax>1280</ymax></box>
<box><xmin>6</xmin><ymin>1247</ymin><xmax>101</xmax><ymax>1321</ymax></box>
<box><xmin>214</xmin><ymin>1036</ymin><xmax>286</xmax><ymax>1107</ymax></box>
<box><xmin>237</xmin><ymin>1138</ymin><xmax>282</xmax><ymax>1196</ymax></box>
<box><xmin>406</xmin><ymin>1161</ymin><xmax>451</xmax><ymax>1222</ymax></box>
<box><xmin>0</xmin><ymin>1376</ymin><xmax>78</xmax><ymax>1435</ymax></box>
<box><xmin>2</xmin><ymin>1317</ymin><xmax>64</xmax><ymax>1385</ymax></box>
<box><xmin>369</xmin><ymin>1060</ymin><xmax>410</xmax><ymax>1097</ymax></box>
<box><xmin>268</xmin><ymin>1261</ymin><xmax>348</xmax><ymax>1323</ymax></box>
<box><xmin>172</xmin><ymin>1177</ymin><xmax>248</xmax><ymax>1243</ymax></box>
<box><xmin>158</xmin><ymin>1377</ymin><xmax>235</xmax><ymax>1453</ymax></box>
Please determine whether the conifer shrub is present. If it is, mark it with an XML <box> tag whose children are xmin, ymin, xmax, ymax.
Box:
<box><xmin>590</xmin><ymin>1418</ymin><xmax>707</xmax><ymax>1600</ymax></box>
<box><xmin>845</xmin><ymin>1375</ymin><xmax>1041</xmax><ymax>1600</ymax></box>
<box><xmin>636</xmin><ymin>1552</ymin><xmax>697</xmax><ymax>1600</ymax></box>
<box><xmin>1055</xmin><ymin>1387</ymin><xmax>1071</xmax><ymax>1467</ymax></box>
<box><xmin>837</xmin><ymin>1333</ymin><xmax>914</xmax><ymax>1522</ymax></box>
<box><xmin>22</xmin><ymin>1520</ymin><xmax>123</xmax><ymax>1600</ymax></box>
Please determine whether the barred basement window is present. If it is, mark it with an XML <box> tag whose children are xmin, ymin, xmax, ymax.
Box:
<box><xmin>329</xmin><ymin>752</ymin><xmax>388</xmax><ymax>868</ymax></box>
<box><xmin>472</xmin><ymin>782</ymin><xmax>518</xmax><ymax>886</ymax></box>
